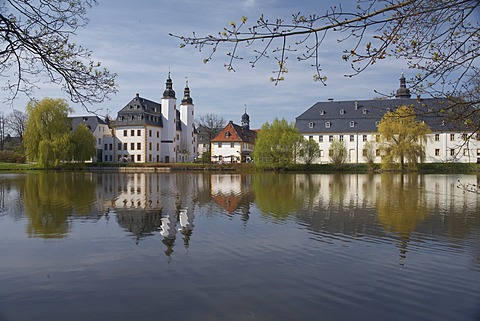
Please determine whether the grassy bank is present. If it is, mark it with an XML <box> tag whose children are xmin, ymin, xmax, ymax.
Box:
<box><xmin>0</xmin><ymin>161</ymin><xmax>478</xmax><ymax>173</ymax></box>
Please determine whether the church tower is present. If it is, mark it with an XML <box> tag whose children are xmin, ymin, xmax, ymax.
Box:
<box><xmin>179</xmin><ymin>80</ymin><xmax>196</xmax><ymax>162</ymax></box>
<box><xmin>241</xmin><ymin>107</ymin><xmax>250</xmax><ymax>130</ymax></box>
<box><xmin>395</xmin><ymin>72</ymin><xmax>411</xmax><ymax>99</ymax></box>
<box><xmin>161</xmin><ymin>73</ymin><xmax>176</xmax><ymax>162</ymax></box>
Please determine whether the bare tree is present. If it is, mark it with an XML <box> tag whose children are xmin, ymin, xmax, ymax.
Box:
<box><xmin>196</xmin><ymin>113</ymin><xmax>226</xmax><ymax>146</ymax></box>
<box><xmin>172</xmin><ymin>0</ymin><xmax>478</xmax><ymax>98</ymax></box>
<box><xmin>6</xmin><ymin>109</ymin><xmax>26</xmax><ymax>141</ymax></box>
<box><xmin>0</xmin><ymin>0</ymin><xmax>117</xmax><ymax>106</ymax></box>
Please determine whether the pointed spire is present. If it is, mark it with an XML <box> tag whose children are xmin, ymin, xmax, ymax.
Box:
<box><xmin>181</xmin><ymin>78</ymin><xmax>193</xmax><ymax>105</ymax></box>
<box><xmin>395</xmin><ymin>72</ymin><xmax>411</xmax><ymax>98</ymax></box>
<box><xmin>241</xmin><ymin>105</ymin><xmax>250</xmax><ymax>130</ymax></box>
<box><xmin>163</xmin><ymin>73</ymin><xmax>176</xmax><ymax>99</ymax></box>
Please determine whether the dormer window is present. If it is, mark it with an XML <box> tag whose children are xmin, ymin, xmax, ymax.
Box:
<box><xmin>349</xmin><ymin>121</ymin><xmax>355</xmax><ymax>127</ymax></box>
<box><xmin>362</xmin><ymin>109</ymin><xmax>368</xmax><ymax>115</ymax></box>
<box><xmin>320</xmin><ymin>110</ymin><xmax>325</xmax><ymax>115</ymax></box>
<box><xmin>375</xmin><ymin>121</ymin><xmax>380</xmax><ymax>127</ymax></box>
<box><xmin>83</xmin><ymin>117</ymin><xmax>88</xmax><ymax>122</ymax></box>
<box><xmin>225</xmin><ymin>131</ymin><xmax>231</xmax><ymax>138</ymax></box>
<box><xmin>385</xmin><ymin>108</ymin><xmax>391</xmax><ymax>112</ymax></box>
<box><xmin>340</xmin><ymin>109</ymin><xmax>345</xmax><ymax>115</ymax></box>
<box><xmin>325</xmin><ymin>121</ymin><xmax>331</xmax><ymax>128</ymax></box>
<box><xmin>308</xmin><ymin>122</ymin><xmax>314</xmax><ymax>128</ymax></box>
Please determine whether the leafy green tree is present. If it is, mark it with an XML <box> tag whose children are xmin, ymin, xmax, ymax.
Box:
<box><xmin>69</xmin><ymin>124</ymin><xmax>96</xmax><ymax>162</ymax></box>
<box><xmin>253</xmin><ymin>118</ymin><xmax>303</xmax><ymax>169</ymax></box>
<box><xmin>378</xmin><ymin>105</ymin><xmax>430</xmax><ymax>170</ymax></box>
<box><xmin>23</xmin><ymin>98</ymin><xmax>72</xmax><ymax>167</ymax></box>
<box><xmin>362</xmin><ymin>140</ymin><xmax>377</xmax><ymax>171</ymax></box>
<box><xmin>329</xmin><ymin>139</ymin><xmax>347</xmax><ymax>169</ymax></box>
<box><xmin>0</xmin><ymin>0</ymin><xmax>117</xmax><ymax>105</ymax></box>
<box><xmin>298</xmin><ymin>137</ymin><xmax>320</xmax><ymax>165</ymax></box>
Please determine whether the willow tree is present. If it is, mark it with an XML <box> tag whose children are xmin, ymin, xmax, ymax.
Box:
<box><xmin>0</xmin><ymin>0</ymin><xmax>117</xmax><ymax>106</ymax></box>
<box><xmin>23</xmin><ymin>98</ymin><xmax>72</xmax><ymax>167</ymax></box>
<box><xmin>253</xmin><ymin>118</ymin><xmax>303</xmax><ymax>169</ymax></box>
<box><xmin>378</xmin><ymin>105</ymin><xmax>430</xmax><ymax>170</ymax></box>
<box><xmin>69</xmin><ymin>124</ymin><xmax>96</xmax><ymax>162</ymax></box>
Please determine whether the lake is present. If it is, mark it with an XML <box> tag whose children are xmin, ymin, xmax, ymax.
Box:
<box><xmin>0</xmin><ymin>171</ymin><xmax>479</xmax><ymax>321</ymax></box>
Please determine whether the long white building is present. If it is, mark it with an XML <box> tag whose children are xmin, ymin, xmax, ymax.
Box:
<box><xmin>296</xmin><ymin>75</ymin><xmax>480</xmax><ymax>164</ymax></box>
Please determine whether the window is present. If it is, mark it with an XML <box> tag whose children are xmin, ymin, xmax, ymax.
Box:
<box><xmin>104</xmin><ymin>155</ymin><xmax>108</xmax><ymax>162</ymax></box>
<box><xmin>325</xmin><ymin>121</ymin><xmax>331</xmax><ymax>128</ymax></box>
<box><xmin>450</xmin><ymin>133</ymin><xmax>455</xmax><ymax>141</ymax></box>
<box><xmin>362</xmin><ymin>149</ymin><xmax>367</xmax><ymax>157</ymax></box>
<box><xmin>124</xmin><ymin>130</ymin><xmax>127</xmax><ymax>136</ymax></box>
<box><xmin>462</xmin><ymin>133</ymin><xmax>468</xmax><ymax>141</ymax></box>
<box><xmin>225</xmin><ymin>131</ymin><xmax>231</xmax><ymax>137</ymax></box>
<box><xmin>329</xmin><ymin>135</ymin><xmax>333</xmax><ymax>142</ymax></box>
<box><xmin>463</xmin><ymin>149</ymin><xmax>469</xmax><ymax>156</ymax></box>
<box><xmin>130</xmin><ymin>155</ymin><xmax>135</xmax><ymax>162</ymax></box>
<box><xmin>149</xmin><ymin>142</ymin><xmax>152</xmax><ymax>151</ymax></box>
<box><xmin>123</xmin><ymin>143</ymin><xmax>127</xmax><ymax>150</ymax></box>
<box><xmin>149</xmin><ymin>154</ymin><xmax>152</xmax><ymax>162</ymax></box>
<box><xmin>350</xmin><ymin>135</ymin><xmax>354</xmax><ymax>142</ymax></box>
<box><xmin>375</xmin><ymin>135</ymin><xmax>380</xmax><ymax>142</ymax></box>
<box><xmin>98</xmin><ymin>138</ymin><xmax>101</xmax><ymax>145</ymax></box>
<box><xmin>329</xmin><ymin>149</ymin><xmax>333</xmax><ymax>157</ymax></box>
<box><xmin>218</xmin><ymin>142</ymin><xmax>222</xmax><ymax>148</ymax></box>
<box><xmin>362</xmin><ymin>109</ymin><xmax>368</xmax><ymax>115</ymax></box>
<box><xmin>477</xmin><ymin>134</ymin><xmax>480</xmax><ymax>141</ymax></box>
<box><xmin>157</xmin><ymin>131</ymin><xmax>159</xmax><ymax>138</ymax></box>
<box><xmin>477</xmin><ymin>149</ymin><xmax>480</xmax><ymax>156</ymax></box>
<box><xmin>177</xmin><ymin>134</ymin><xmax>180</xmax><ymax>140</ymax></box>
<box><xmin>375</xmin><ymin>121</ymin><xmax>380</xmax><ymax>127</ymax></box>
<box><xmin>320</xmin><ymin>110</ymin><xmax>325</xmax><ymax>115</ymax></box>
<box><xmin>309</xmin><ymin>122</ymin><xmax>314</xmax><ymax>128</ymax></box>
<box><xmin>363</xmin><ymin>135</ymin><xmax>367</xmax><ymax>142</ymax></box>
<box><xmin>131</xmin><ymin>143</ymin><xmax>135</xmax><ymax>150</ymax></box>
<box><xmin>104</xmin><ymin>143</ymin><xmax>108</xmax><ymax>150</ymax></box>
<box><xmin>137</xmin><ymin>155</ymin><xmax>141</xmax><ymax>162</ymax></box>
<box><xmin>109</xmin><ymin>155</ymin><xmax>112</xmax><ymax>162</ymax></box>
<box><xmin>349</xmin><ymin>121</ymin><xmax>355</xmax><ymax>127</ymax></box>
<box><xmin>137</xmin><ymin>142</ymin><xmax>141</xmax><ymax>150</ymax></box>
<box><xmin>450</xmin><ymin>149</ymin><xmax>455</xmax><ymax>156</ymax></box>
<box><xmin>435</xmin><ymin>149</ymin><xmax>440</xmax><ymax>156</ymax></box>
<box><xmin>149</xmin><ymin>130</ymin><xmax>152</xmax><ymax>137</ymax></box>
<box><xmin>435</xmin><ymin>134</ymin><xmax>440</xmax><ymax>141</ymax></box>
<box><xmin>339</xmin><ymin>135</ymin><xmax>344</xmax><ymax>142</ymax></box>
<box><xmin>231</xmin><ymin>143</ymin><xmax>235</xmax><ymax>148</ymax></box>
<box><xmin>118</xmin><ymin>143</ymin><xmax>122</xmax><ymax>150</ymax></box>
<box><xmin>319</xmin><ymin>135</ymin><xmax>323</xmax><ymax>142</ymax></box>
<box><xmin>157</xmin><ymin>143</ymin><xmax>159</xmax><ymax>151</ymax></box>
<box><xmin>319</xmin><ymin>150</ymin><xmax>324</xmax><ymax>157</ymax></box>
<box><xmin>340</xmin><ymin>109</ymin><xmax>345</xmax><ymax>115</ymax></box>
<box><xmin>131</xmin><ymin>130</ymin><xmax>135</xmax><ymax>136</ymax></box>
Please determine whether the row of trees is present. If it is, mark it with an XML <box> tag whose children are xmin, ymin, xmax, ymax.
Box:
<box><xmin>251</xmin><ymin>105</ymin><xmax>430</xmax><ymax>170</ymax></box>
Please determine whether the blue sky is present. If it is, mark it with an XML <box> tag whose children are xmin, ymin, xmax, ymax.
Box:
<box><xmin>1</xmin><ymin>0</ymin><xmax>410</xmax><ymax>129</ymax></box>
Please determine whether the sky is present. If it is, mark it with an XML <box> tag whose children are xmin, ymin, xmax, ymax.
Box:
<box><xmin>1</xmin><ymin>0</ymin><xmax>411</xmax><ymax>129</ymax></box>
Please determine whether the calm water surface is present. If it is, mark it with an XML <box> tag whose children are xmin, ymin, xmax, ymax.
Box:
<box><xmin>0</xmin><ymin>171</ymin><xmax>479</xmax><ymax>321</ymax></box>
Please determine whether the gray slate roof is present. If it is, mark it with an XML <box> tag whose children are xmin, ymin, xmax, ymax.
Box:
<box><xmin>114</xmin><ymin>94</ymin><xmax>163</xmax><ymax>127</ymax></box>
<box><xmin>295</xmin><ymin>97</ymin><xmax>465</xmax><ymax>134</ymax></box>
<box><xmin>70</xmin><ymin>115</ymin><xmax>107</xmax><ymax>132</ymax></box>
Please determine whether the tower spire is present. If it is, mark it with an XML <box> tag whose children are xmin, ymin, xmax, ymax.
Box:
<box><xmin>182</xmin><ymin>78</ymin><xmax>193</xmax><ymax>105</ymax></box>
<box><xmin>395</xmin><ymin>72</ymin><xmax>411</xmax><ymax>99</ymax></box>
<box><xmin>163</xmin><ymin>72</ymin><xmax>176</xmax><ymax>99</ymax></box>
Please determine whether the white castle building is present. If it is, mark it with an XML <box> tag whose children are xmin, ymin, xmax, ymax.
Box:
<box><xmin>74</xmin><ymin>74</ymin><xmax>197</xmax><ymax>163</ymax></box>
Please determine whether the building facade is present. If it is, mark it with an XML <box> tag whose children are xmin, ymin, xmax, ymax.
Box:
<box><xmin>296</xmin><ymin>75</ymin><xmax>480</xmax><ymax>164</ymax></box>
<box><xmin>70</xmin><ymin>115</ymin><xmax>113</xmax><ymax>162</ymax></box>
<box><xmin>82</xmin><ymin>74</ymin><xmax>197</xmax><ymax>163</ymax></box>
<box><xmin>210</xmin><ymin>111</ymin><xmax>257</xmax><ymax>163</ymax></box>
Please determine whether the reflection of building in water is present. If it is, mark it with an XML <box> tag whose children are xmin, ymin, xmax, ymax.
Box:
<box><xmin>94</xmin><ymin>172</ymin><xmax>198</xmax><ymax>255</ymax></box>
<box><xmin>210</xmin><ymin>174</ymin><xmax>254</xmax><ymax>221</ymax></box>
<box><xmin>293</xmin><ymin>173</ymin><xmax>479</xmax><ymax>265</ymax></box>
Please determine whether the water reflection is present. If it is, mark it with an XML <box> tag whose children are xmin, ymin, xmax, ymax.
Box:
<box><xmin>0</xmin><ymin>171</ymin><xmax>478</xmax><ymax>264</ymax></box>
